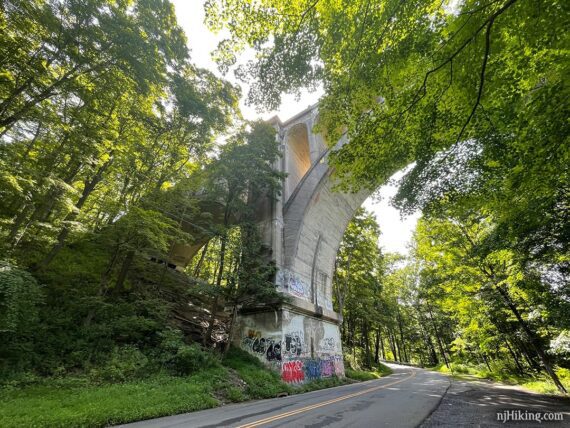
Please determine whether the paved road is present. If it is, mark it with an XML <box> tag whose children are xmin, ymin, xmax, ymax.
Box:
<box><xmin>121</xmin><ymin>365</ymin><xmax>570</xmax><ymax>427</ymax></box>
<box><xmin>421</xmin><ymin>375</ymin><xmax>570</xmax><ymax>427</ymax></box>
<box><xmin>122</xmin><ymin>365</ymin><xmax>449</xmax><ymax>428</ymax></box>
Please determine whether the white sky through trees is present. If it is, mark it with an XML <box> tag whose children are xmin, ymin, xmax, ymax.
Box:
<box><xmin>171</xmin><ymin>0</ymin><xmax>419</xmax><ymax>255</ymax></box>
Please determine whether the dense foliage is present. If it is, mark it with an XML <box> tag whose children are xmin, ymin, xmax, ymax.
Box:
<box><xmin>1</xmin><ymin>2</ymin><xmax>568</xmax><ymax>422</ymax></box>
<box><xmin>334</xmin><ymin>209</ymin><xmax>570</xmax><ymax>393</ymax></box>
<box><xmin>207</xmin><ymin>0</ymin><xmax>569</xmax><ymax>393</ymax></box>
<box><xmin>0</xmin><ymin>0</ymin><xmax>282</xmax><ymax>384</ymax></box>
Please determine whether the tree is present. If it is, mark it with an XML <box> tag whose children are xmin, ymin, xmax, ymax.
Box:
<box><xmin>333</xmin><ymin>208</ymin><xmax>385</xmax><ymax>367</ymax></box>
<box><xmin>1</xmin><ymin>0</ymin><xmax>240</xmax><ymax>267</ymax></box>
<box><xmin>205</xmin><ymin>0</ymin><xmax>569</xmax><ymax>335</ymax></box>
<box><xmin>0</xmin><ymin>0</ymin><xmax>244</xmax><ymax>376</ymax></box>
<box><xmin>196</xmin><ymin>121</ymin><xmax>285</xmax><ymax>346</ymax></box>
<box><xmin>413</xmin><ymin>215</ymin><xmax>567</xmax><ymax>393</ymax></box>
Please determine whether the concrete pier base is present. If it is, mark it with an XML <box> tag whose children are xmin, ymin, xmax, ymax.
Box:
<box><xmin>234</xmin><ymin>306</ymin><xmax>344</xmax><ymax>383</ymax></box>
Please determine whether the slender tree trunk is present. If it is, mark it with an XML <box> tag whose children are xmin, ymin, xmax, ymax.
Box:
<box><xmin>7</xmin><ymin>205</ymin><xmax>33</xmax><ymax>248</ymax></box>
<box><xmin>204</xmin><ymin>230</ymin><xmax>227</xmax><ymax>346</ymax></box>
<box><xmin>397</xmin><ymin>308</ymin><xmax>408</xmax><ymax>362</ymax></box>
<box><xmin>193</xmin><ymin>242</ymin><xmax>209</xmax><ymax>278</ymax></box>
<box><xmin>35</xmin><ymin>159</ymin><xmax>112</xmax><ymax>268</ymax></box>
<box><xmin>115</xmin><ymin>250</ymin><xmax>135</xmax><ymax>291</ymax></box>
<box><xmin>482</xmin><ymin>353</ymin><xmax>492</xmax><ymax>372</ymax></box>
<box><xmin>374</xmin><ymin>328</ymin><xmax>381</xmax><ymax>364</ymax></box>
<box><xmin>363</xmin><ymin>321</ymin><xmax>371</xmax><ymax>368</ymax></box>
<box><xmin>505</xmin><ymin>338</ymin><xmax>525</xmax><ymax>376</ymax></box>
<box><xmin>223</xmin><ymin>302</ymin><xmax>239</xmax><ymax>356</ymax></box>
<box><xmin>427</xmin><ymin>305</ymin><xmax>450</xmax><ymax>369</ymax></box>
<box><xmin>387</xmin><ymin>329</ymin><xmax>397</xmax><ymax>361</ymax></box>
<box><xmin>494</xmin><ymin>285</ymin><xmax>566</xmax><ymax>393</ymax></box>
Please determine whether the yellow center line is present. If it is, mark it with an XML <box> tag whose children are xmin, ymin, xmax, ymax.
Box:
<box><xmin>236</xmin><ymin>370</ymin><xmax>417</xmax><ymax>428</ymax></box>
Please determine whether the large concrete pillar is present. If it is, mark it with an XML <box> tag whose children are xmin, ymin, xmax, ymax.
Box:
<box><xmin>235</xmin><ymin>105</ymin><xmax>370</xmax><ymax>383</ymax></box>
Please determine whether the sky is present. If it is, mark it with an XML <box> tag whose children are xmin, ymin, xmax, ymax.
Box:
<box><xmin>170</xmin><ymin>0</ymin><xmax>420</xmax><ymax>255</ymax></box>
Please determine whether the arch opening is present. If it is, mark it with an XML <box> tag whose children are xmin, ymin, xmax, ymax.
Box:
<box><xmin>284</xmin><ymin>123</ymin><xmax>311</xmax><ymax>202</ymax></box>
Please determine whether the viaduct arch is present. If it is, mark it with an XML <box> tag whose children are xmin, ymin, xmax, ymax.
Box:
<box><xmin>170</xmin><ymin>104</ymin><xmax>373</xmax><ymax>382</ymax></box>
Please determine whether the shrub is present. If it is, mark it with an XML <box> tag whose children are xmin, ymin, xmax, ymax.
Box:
<box><xmin>0</xmin><ymin>261</ymin><xmax>43</xmax><ymax>374</ymax></box>
<box><xmin>89</xmin><ymin>346</ymin><xmax>149</xmax><ymax>383</ymax></box>
<box><xmin>168</xmin><ymin>344</ymin><xmax>220</xmax><ymax>376</ymax></box>
<box><xmin>0</xmin><ymin>261</ymin><xmax>42</xmax><ymax>334</ymax></box>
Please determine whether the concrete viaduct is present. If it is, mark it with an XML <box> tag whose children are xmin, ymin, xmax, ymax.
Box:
<box><xmin>177</xmin><ymin>104</ymin><xmax>370</xmax><ymax>382</ymax></box>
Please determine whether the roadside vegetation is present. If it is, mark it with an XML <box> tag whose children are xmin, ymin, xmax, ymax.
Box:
<box><xmin>345</xmin><ymin>362</ymin><xmax>393</xmax><ymax>382</ymax></box>
<box><xmin>333</xmin><ymin>209</ymin><xmax>570</xmax><ymax>396</ymax></box>
<box><xmin>1</xmin><ymin>347</ymin><xmax>360</xmax><ymax>428</ymax></box>
<box><xmin>429</xmin><ymin>363</ymin><xmax>570</xmax><ymax>395</ymax></box>
<box><xmin>1</xmin><ymin>0</ymin><xmax>568</xmax><ymax>426</ymax></box>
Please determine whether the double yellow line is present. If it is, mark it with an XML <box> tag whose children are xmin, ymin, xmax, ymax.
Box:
<box><xmin>236</xmin><ymin>370</ymin><xmax>417</xmax><ymax>428</ymax></box>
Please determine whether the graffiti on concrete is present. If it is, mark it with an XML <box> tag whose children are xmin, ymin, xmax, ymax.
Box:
<box><xmin>324</xmin><ymin>355</ymin><xmax>345</xmax><ymax>377</ymax></box>
<box><xmin>241</xmin><ymin>335</ymin><xmax>282</xmax><ymax>362</ymax></box>
<box><xmin>276</xmin><ymin>269</ymin><xmax>311</xmax><ymax>300</ymax></box>
<box><xmin>276</xmin><ymin>268</ymin><xmax>334</xmax><ymax>310</ymax></box>
<box><xmin>320</xmin><ymin>358</ymin><xmax>335</xmax><ymax>377</ymax></box>
<box><xmin>282</xmin><ymin>360</ymin><xmax>305</xmax><ymax>383</ymax></box>
<box><xmin>304</xmin><ymin>359</ymin><xmax>321</xmax><ymax>380</ymax></box>
<box><xmin>321</xmin><ymin>337</ymin><xmax>336</xmax><ymax>352</ymax></box>
<box><xmin>280</xmin><ymin>356</ymin><xmax>345</xmax><ymax>383</ymax></box>
<box><xmin>238</xmin><ymin>311</ymin><xmax>344</xmax><ymax>383</ymax></box>
<box><xmin>283</xmin><ymin>332</ymin><xmax>304</xmax><ymax>357</ymax></box>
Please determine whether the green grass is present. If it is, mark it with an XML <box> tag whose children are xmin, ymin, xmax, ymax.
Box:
<box><xmin>222</xmin><ymin>347</ymin><xmax>292</xmax><ymax>399</ymax></box>
<box><xmin>0</xmin><ymin>351</ymin><xmax>394</xmax><ymax>427</ymax></box>
<box><xmin>294</xmin><ymin>375</ymin><xmax>349</xmax><ymax>392</ymax></box>
<box><xmin>345</xmin><ymin>362</ymin><xmax>393</xmax><ymax>381</ymax></box>
<box><xmin>0</xmin><ymin>370</ymin><xmax>223</xmax><ymax>428</ymax></box>
<box><xmin>428</xmin><ymin>363</ymin><xmax>570</xmax><ymax>395</ymax></box>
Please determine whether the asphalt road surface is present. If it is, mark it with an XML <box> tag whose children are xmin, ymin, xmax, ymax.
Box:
<box><xmin>121</xmin><ymin>364</ymin><xmax>570</xmax><ymax>428</ymax></box>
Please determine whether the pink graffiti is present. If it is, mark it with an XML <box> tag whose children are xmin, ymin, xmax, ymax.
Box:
<box><xmin>320</xmin><ymin>359</ymin><xmax>335</xmax><ymax>377</ymax></box>
<box><xmin>282</xmin><ymin>360</ymin><xmax>305</xmax><ymax>383</ymax></box>
<box><xmin>333</xmin><ymin>357</ymin><xmax>345</xmax><ymax>377</ymax></box>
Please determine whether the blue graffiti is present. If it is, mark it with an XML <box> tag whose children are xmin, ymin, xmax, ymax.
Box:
<box><xmin>304</xmin><ymin>359</ymin><xmax>321</xmax><ymax>380</ymax></box>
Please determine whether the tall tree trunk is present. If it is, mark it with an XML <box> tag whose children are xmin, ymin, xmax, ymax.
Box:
<box><xmin>35</xmin><ymin>159</ymin><xmax>113</xmax><ymax>269</ymax></box>
<box><xmin>204</xmin><ymin>231</ymin><xmax>227</xmax><ymax>346</ymax></box>
<box><xmin>495</xmin><ymin>285</ymin><xmax>566</xmax><ymax>393</ymax></box>
<box><xmin>387</xmin><ymin>329</ymin><xmax>397</xmax><ymax>361</ymax></box>
<box><xmin>505</xmin><ymin>338</ymin><xmax>525</xmax><ymax>376</ymax></box>
<box><xmin>193</xmin><ymin>242</ymin><xmax>209</xmax><ymax>278</ymax></box>
<box><xmin>363</xmin><ymin>321</ymin><xmax>371</xmax><ymax>368</ymax></box>
<box><xmin>482</xmin><ymin>353</ymin><xmax>492</xmax><ymax>372</ymax></box>
<box><xmin>115</xmin><ymin>250</ymin><xmax>135</xmax><ymax>291</ymax></box>
<box><xmin>427</xmin><ymin>305</ymin><xmax>450</xmax><ymax>369</ymax></box>
<box><xmin>397</xmin><ymin>308</ymin><xmax>408</xmax><ymax>362</ymax></box>
<box><xmin>223</xmin><ymin>302</ymin><xmax>239</xmax><ymax>356</ymax></box>
<box><xmin>374</xmin><ymin>328</ymin><xmax>381</xmax><ymax>364</ymax></box>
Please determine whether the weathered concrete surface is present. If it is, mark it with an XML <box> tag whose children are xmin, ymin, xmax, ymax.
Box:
<box><xmin>271</xmin><ymin>106</ymin><xmax>368</xmax><ymax>315</ymax></box>
<box><xmin>231</xmin><ymin>105</ymin><xmax>374</xmax><ymax>382</ymax></box>
<box><xmin>235</xmin><ymin>308</ymin><xmax>344</xmax><ymax>383</ymax></box>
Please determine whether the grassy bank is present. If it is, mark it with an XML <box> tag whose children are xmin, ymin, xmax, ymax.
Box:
<box><xmin>428</xmin><ymin>363</ymin><xmax>570</xmax><ymax>395</ymax></box>
<box><xmin>0</xmin><ymin>350</ymin><xmax>367</xmax><ymax>427</ymax></box>
<box><xmin>345</xmin><ymin>362</ymin><xmax>393</xmax><ymax>381</ymax></box>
